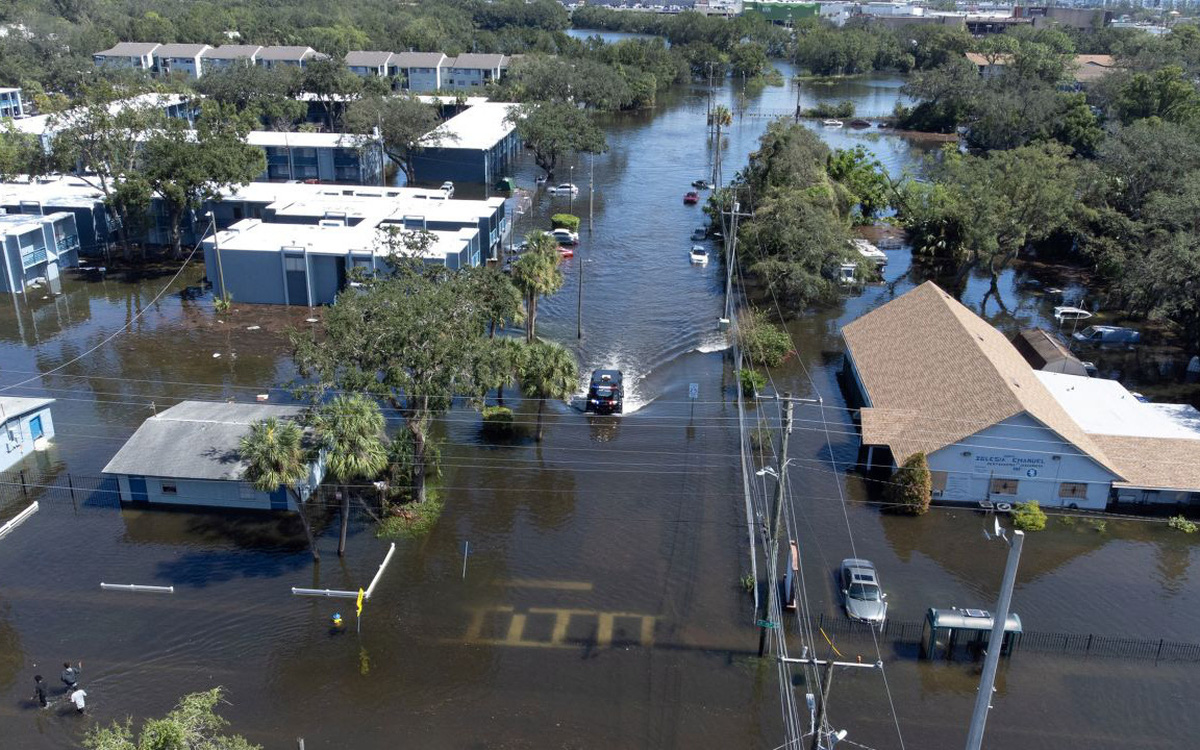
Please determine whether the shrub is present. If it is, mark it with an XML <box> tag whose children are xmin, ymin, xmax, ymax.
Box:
<box><xmin>739</xmin><ymin>368</ymin><xmax>766</xmax><ymax>398</ymax></box>
<box><xmin>378</xmin><ymin>491</ymin><xmax>445</xmax><ymax>539</ymax></box>
<box><xmin>738</xmin><ymin>309</ymin><xmax>793</xmax><ymax>367</ymax></box>
<box><xmin>888</xmin><ymin>452</ymin><xmax>931</xmax><ymax>515</ymax></box>
<box><xmin>1168</xmin><ymin>514</ymin><xmax>1197</xmax><ymax>534</ymax></box>
<box><xmin>551</xmin><ymin>213</ymin><xmax>580</xmax><ymax>231</ymax></box>
<box><xmin>1011</xmin><ymin>501</ymin><xmax>1047</xmax><ymax>532</ymax></box>
<box><xmin>481</xmin><ymin>405</ymin><xmax>515</xmax><ymax>437</ymax></box>
<box><xmin>213</xmin><ymin>292</ymin><xmax>233</xmax><ymax>312</ymax></box>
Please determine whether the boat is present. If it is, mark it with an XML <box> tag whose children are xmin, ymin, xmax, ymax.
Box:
<box><xmin>691</xmin><ymin>227</ymin><xmax>707</xmax><ymax>241</ymax></box>
<box><xmin>822</xmin><ymin>119</ymin><xmax>844</xmax><ymax>127</ymax></box>
<box><xmin>683</xmin><ymin>191</ymin><xmax>700</xmax><ymax>205</ymax></box>
<box><xmin>692</xmin><ymin>179</ymin><xmax>714</xmax><ymax>189</ymax></box>
<box><xmin>1053</xmin><ymin>305</ymin><xmax>1092</xmax><ymax>323</ymax></box>
<box><xmin>689</xmin><ymin>246</ymin><xmax>708</xmax><ymax>265</ymax></box>
<box><xmin>851</xmin><ymin>238</ymin><xmax>887</xmax><ymax>267</ymax></box>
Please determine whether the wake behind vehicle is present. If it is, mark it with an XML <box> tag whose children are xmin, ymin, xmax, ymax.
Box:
<box><xmin>585</xmin><ymin>370</ymin><xmax>623</xmax><ymax>414</ymax></box>
<box><xmin>840</xmin><ymin>558</ymin><xmax>887</xmax><ymax>625</ymax></box>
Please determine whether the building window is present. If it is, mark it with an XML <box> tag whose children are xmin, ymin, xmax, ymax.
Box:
<box><xmin>930</xmin><ymin>471</ymin><xmax>948</xmax><ymax>495</ymax></box>
<box><xmin>989</xmin><ymin>478</ymin><xmax>1019</xmax><ymax>495</ymax></box>
<box><xmin>161</xmin><ymin>482</ymin><xmax>178</xmax><ymax>495</ymax></box>
<box><xmin>1059</xmin><ymin>482</ymin><xmax>1088</xmax><ymax>499</ymax></box>
<box><xmin>284</xmin><ymin>256</ymin><xmax>306</xmax><ymax>272</ymax></box>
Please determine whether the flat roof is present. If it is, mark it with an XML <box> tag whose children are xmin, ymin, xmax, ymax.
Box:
<box><xmin>0</xmin><ymin>396</ymin><xmax>54</xmax><ymax>421</ymax></box>
<box><xmin>423</xmin><ymin>101</ymin><xmax>517</xmax><ymax>151</ymax></box>
<box><xmin>0</xmin><ymin>176</ymin><xmax>108</xmax><ymax>207</ymax></box>
<box><xmin>1035</xmin><ymin>371</ymin><xmax>1200</xmax><ymax>440</ymax></box>
<box><xmin>102</xmin><ymin>401</ymin><xmax>308</xmax><ymax>481</ymax></box>
<box><xmin>246</xmin><ymin>131</ymin><xmax>376</xmax><ymax>149</ymax></box>
<box><xmin>0</xmin><ymin>87</ymin><xmax>21</xmax><ymax>94</ymax></box>
<box><xmin>10</xmin><ymin>93</ymin><xmax>192</xmax><ymax>136</ymax></box>
<box><xmin>0</xmin><ymin>211</ymin><xmax>73</xmax><ymax>234</ymax></box>
<box><xmin>210</xmin><ymin>218</ymin><xmax>473</xmax><ymax>262</ymax></box>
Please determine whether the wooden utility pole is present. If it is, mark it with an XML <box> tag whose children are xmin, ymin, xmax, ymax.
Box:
<box><xmin>810</xmin><ymin>661</ymin><xmax>835</xmax><ymax>750</ymax></box>
<box><xmin>758</xmin><ymin>394</ymin><xmax>793</xmax><ymax>657</ymax></box>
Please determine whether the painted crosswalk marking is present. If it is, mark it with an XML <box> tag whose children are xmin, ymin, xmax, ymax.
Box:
<box><xmin>461</xmin><ymin>606</ymin><xmax>658</xmax><ymax>649</ymax></box>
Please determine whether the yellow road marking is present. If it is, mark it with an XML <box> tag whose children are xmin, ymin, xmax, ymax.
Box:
<box><xmin>461</xmin><ymin>606</ymin><xmax>658</xmax><ymax>649</ymax></box>
<box><xmin>506</xmin><ymin>613</ymin><xmax>527</xmax><ymax>643</ymax></box>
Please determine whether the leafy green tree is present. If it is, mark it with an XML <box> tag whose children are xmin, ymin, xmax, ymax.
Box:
<box><xmin>1112</xmin><ymin>65</ymin><xmax>1200</xmax><ymax>125</ymax></box>
<box><xmin>730</xmin><ymin>42</ymin><xmax>770</xmax><ymax>79</ymax></box>
<box><xmin>736</xmin><ymin>309</ymin><xmax>793</xmax><ymax>367</ymax></box>
<box><xmin>345</xmin><ymin>94</ymin><xmax>443</xmax><ymax>183</ymax></box>
<box><xmin>468</xmin><ymin>265</ymin><xmax>524</xmax><ymax>339</ymax></box>
<box><xmin>240</xmin><ymin>417</ymin><xmax>320</xmax><ymax>561</ymax></box>
<box><xmin>1011</xmin><ymin>500</ymin><xmax>1047</xmax><ymax>531</ymax></box>
<box><xmin>311</xmin><ymin>394</ymin><xmax>387</xmax><ymax>557</ymax></box>
<box><xmin>503</xmin><ymin>55</ymin><xmax>632</xmax><ymax>111</ymax></box>
<box><xmin>518</xmin><ymin>340</ymin><xmax>579</xmax><ymax>442</ymax></box>
<box><xmin>292</xmin><ymin>267</ymin><xmax>488</xmax><ymax>505</ymax></box>
<box><xmin>510</xmin><ymin>231</ymin><xmax>564</xmax><ymax>342</ymax></box>
<box><xmin>826</xmin><ymin>146</ymin><xmax>891</xmax><ymax>222</ymax></box>
<box><xmin>0</xmin><ymin>123</ymin><xmax>49</xmax><ymax>181</ymax></box>
<box><xmin>302</xmin><ymin>57</ymin><xmax>363</xmax><ymax>131</ymax></box>
<box><xmin>897</xmin><ymin>56</ymin><xmax>981</xmax><ymax>133</ymax></box>
<box><xmin>140</xmin><ymin>102</ymin><xmax>265</xmax><ymax>259</ymax></box>
<box><xmin>889</xmin><ymin>452</ymin><xmax>931</xmax><ymax>515</ymax></box>
<box><xmin>195</xmin><ymin>64</ymin><xmax>306</xmax><ymax>131</ymax></box>
<box><xmin>83</xmin><ymin>688</ymin><xmax>259</xmax><ymax>750</ymax></box>
<box><xmin>507</xmin><ymin>101</ymin><xmax>607</xmax><ymax>178</ymax></box>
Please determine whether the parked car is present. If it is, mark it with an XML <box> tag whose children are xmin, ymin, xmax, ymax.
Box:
<box><xmin>585</xmin><ymin>369</ymin><xmax>623</xmax><ymax>414</ymax></box>
<box><xmin>1072</xmin><ymin>325</ymin><xmax>1141</xmax><ymax>345</ymax></box>
<box><xmin>548</xmin><ymin>183</ymin><xmax>579</xmax><ymax>196</ymax></box>
<box><xmin>550</xmin><ymin>228</ymin><xmax>579</xmax><ymax>245</ymax></box>
<box><xmin>840</xmin><ymin>558</ymin><xmax>887</xmax><ymax>624</ymax></box>
<box><xmin>692</xmin><ymin>179</ymin><xmax>714</xmax><ymax>190</ymax></box>
<box><xmin>557</xmin><ymin>245</ymin><xmax>574</xmax><ymax>259</ymax></box>
<box><xmin>440</xmin><ymin>181</ymin><xmax>454</xmax><ymax>197</ymax></box>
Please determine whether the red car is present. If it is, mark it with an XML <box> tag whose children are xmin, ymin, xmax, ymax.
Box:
<box><xmin>558</xmin><ymin>245</ymin><xmax>575</xmax><ymax>259</ymax></box>
<box><xmin>683</xmin><ymin>191</ymin><xmax>700</xmax><ymax>205</ymax></box>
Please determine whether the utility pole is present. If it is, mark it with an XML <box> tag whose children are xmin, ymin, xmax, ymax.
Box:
<box><xmin>757</xmin><ymin>394</ymin><xmax>793</xmax><ymax>657</ymax></box>
<box><xmin>588</xmin><ymin>152</ymin><xmax>594</xmax><ymax>233</ymax></box>
<box><xmin>965</xmin><ymin>529</ymin><xmax>1025</xmax><ymax>750</ymax></box>
<box><xmin>723</xmin><ymin>202</ymin><xmax>752</xmax><ymax>324</ymax></box>
<box><xmin>810</xmin><ymin>660</ymin><xmax>835</xmax><ymax>750</ymax></box>
<box><xmin>577</xmin><ymin>242</ymin><xmax>583</xmax><ymax>340</ymax></box>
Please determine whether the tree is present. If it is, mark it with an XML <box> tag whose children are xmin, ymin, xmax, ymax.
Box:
<box><xmin>140</xmin><ymin>102</ymin><xmax>265</xmax><ymax>258</ymax></box>
<box><xmin>83</xmin><ymin>688</ymin><xmax>259</xmax><ymax>750</ymax></box>
<box><xmin>345</xmin><ymin>94</ymin><xmax>443</xmax><ymax>184</ymax></box>
<box><xmin>468</xmin><ymin>265</ymin><xmax>524</xmax><ymax>339</ymax></box>
<box><xmin>518</xmin><ymin>340</ymin><xmax>579</xmax><ymax>442</ymax></box>
<box><xmin>730</xmin><ymin>42</ymin><xmax>770</xmax><ymax>79</ymax></box>
<box><xmin>510</xmin><ymin>232</ymin><xmax>564</xmax><ymax>343</ymax></box>
<box><xmin>889</xmin><ymin>452</ymin><xmax>931</xmax><ymax>515</ymax></box>
<box><xmin>0</xmin><ymin>123</ymin><xmax>49</xmax><ymax>182</ymax></box>
<box><xmin>1112</xmin><ymin>65</ymin><xmax>1200</xmax><ymax>125</ymax></box>
<box><xmin>310</xmin><ymin>394</ymin><xmax>387</xmax><ymax>557</ymax></box>
<box><xmin>302</xmin><ymin>57</ymin><xmax>363</xmax><ymax>131</ymax></box>
<box><xmin>292</xmin><ymin>268</ymin><xmax>488</xmax><ymax>505</ymax></box>
<box><xmin>503</xmin><ymin>55</ymin><xmax>632</xmax><ymax>110</ymax></box>
<box><xmin>826</xmin><ymin>146</ymin><xmax>891</xmax><ymax>221</ymax></box>
<box><xmin>239</xmin><ymin>417</ymin><xmax>320</xmax><ymax>561</ymax></box>
<box><xmin>195</xmin><ymin>64</ymin><xmax>306</xmax><ymax>131</ymax></box>
<box><xmin>507</xmin><ymin>101</ymin><xmax>607</xmax><ymax>179</ymax></box>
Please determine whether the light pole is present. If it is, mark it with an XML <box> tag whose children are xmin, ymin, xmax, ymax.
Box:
<box><xmin>204</xmin><ymin>212</ymin><xmax>225</xmax><ymax>300</ymax></box>
<box><xmin>569</xmin><ymin>165</ymin><xmax>575</xmax><ymax>215</ymax></box>
<box><xmin>965</xmin><ymin>524</ymin><xmax>1025</xmax><ymax>750</ymax></box>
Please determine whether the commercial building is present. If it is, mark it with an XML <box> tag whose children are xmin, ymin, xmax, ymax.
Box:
<box><xmin>412</xmin><ymin>101</ymin><xmax>521</xmax><ymax>185</ymax></box>
<box><xmin>0</xmin><ymin>87</ymin><xmax>25</xmax><ymax>119</ymax></box>
<box><xmin>0</xmin><ymin>397</ymin><xmax>55</xmax><ymax>473</ymax></box>
<box><xmin>103</xmin><ymin>401</ymin><xmax>325</xmax><ymax>510</ymax></box>
<box><xmin>0</xmin><ymin>211</ymin><xmax>80</xmax><ymax>294</ymax></box>
<box><xmin>154</xmin><ymin>43</ymin><xmax>212</xmax><ymax>79</ymax></box>
<box><xmin>93</xmin><ymin>42</ymin><xmax>160</xmax><ymax>71</ymax></box>
<box><xmin>843</xmin><ymin>282</ymin><xmax>1200</xmax><ymax>511</ymax></box>
<box><xmin>246</xmin><ymin>131</ymin><xmax>384</xmax><ymax>185</ymax></box>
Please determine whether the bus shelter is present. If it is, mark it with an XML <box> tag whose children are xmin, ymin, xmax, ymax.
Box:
<box><xmin>921</xmin><ymin>607</ymin><xmax>1022</xmax><ymax>661</ymax></box>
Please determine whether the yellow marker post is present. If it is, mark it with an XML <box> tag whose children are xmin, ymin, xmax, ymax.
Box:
<box><xmin>356</xmin><ymin>588</ymin><xmax>364</xmax><ymax>634</ymax></box>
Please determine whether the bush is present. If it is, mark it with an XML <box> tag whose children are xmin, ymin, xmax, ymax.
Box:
<box><xmin>888</xmin><ymin>452</ymin><xmax>931</xmax><ymax>515</ymax></box>
<box><xmin>481</xmin><ymin>405</ymin><xmax>515</xmax><ymax>437</ymax></box>
<box><xmin>739</xmin><ymin>368</ymin><xmax>766</xmax><ymax>398</ymax></box>
<box><xmin>378</xmin><ymin>491</ymin><xmax>445</xmax><ymax>539</ymax></box>
<box><xmin>1011</xmin><ymin>501</ymin><xmax>1047</xmax><ymax>532</ymax></box>
<box><xmin>738</xmin><ymin>309</ymin><xmax>793</xmax><ymax>367</ymax></box>
<box><xmin>551</xmin><ymin>213</ymin><xmax>580</xmax><ymax>231</ymax></box>
<box><xmin>803</xmin><ymin>100</ymin><xmax>856</xmax><ymax>119</ymax></box>
<box><xmin>1168</xmin><ymin>514</ymin><xmax>1197</xmax><ymax>534</ymax></box>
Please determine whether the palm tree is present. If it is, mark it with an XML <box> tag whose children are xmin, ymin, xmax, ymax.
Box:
<box><xmin>511</xmin><ymin>232</ymin><xmax>564</xmax><ymax>343</ymax></box>
<box><xmin>518</xmin><ymin>341</ymin><xmax>579</xmax><ymax>442</ymax></box>
<box><xmin>311</xmin><ymin>395</ymin><xmax>388</xmax><ymax>557</ymax></box>
<box><xmin>240</xmin><ymin>417</ymin><xmax>320</xmax><ymax>561</ymax></box>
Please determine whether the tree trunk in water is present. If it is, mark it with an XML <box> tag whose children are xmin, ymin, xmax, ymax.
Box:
<box><xmin>526</xmin><ymin>296</ymin><xmax>537</xmax><ymax>343</ymax></box>
<box><xmin>497</xmin><ymin>382</ymin><xmax>505</xmax><ymax>407</ymax></box>
<box><xmin>170</xmin><ymin>206</ymin><xmax>184</xmax><ymax>260</ymax></box>
<box><xmin>293</xmin><ymin>490</ymin><xmax>320</xmax><ymax>562</ymax></box>
<box><xmin>536</xmin><ymin>399</ymin><xmax>545</xmax><ymax>442</ymax></box>
<box><xmin>410</xmin><ymin>422</ymin><xmax>427</xmax><ymax>504</ymax></box>
<box><xmin>338</xmin><ymin>484</ymin><xmax>350</xmax><ymax>557</ymax></box>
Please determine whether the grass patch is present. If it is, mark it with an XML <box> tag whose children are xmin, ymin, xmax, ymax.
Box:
<box><xmin>481</xmin><ymin>405</ymin><xmax>516</xmax><ymax>438</ymax></box>
<box><xmin>1168</xmin><ymin>514</ymin><xmax>1197</xmax><ymax>534</ymax></box>
<box><xmin>739</xmin><ymin>571</ymin><xmax>755</xmax><ymax>594</ymax></box>
<box><xmin>378</xmin><ymin>491</ymin><xmax>445</xmax><ymax>539</ymax></box>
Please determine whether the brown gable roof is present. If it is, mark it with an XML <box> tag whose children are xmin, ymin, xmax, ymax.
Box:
<box><xmin>842</xmin><ymin>281</ymin><xmax>1121</xmax><ymax>474</ymax></box>
<box><xmin>1095</xmin><ymin>435</ymin><xmax>1200</xmax><ymax>491</ymax></box>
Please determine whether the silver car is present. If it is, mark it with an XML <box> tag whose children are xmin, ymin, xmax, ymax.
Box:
<box><xmin>840</xmin><ymin>558</ymin><xmax>887</xmax><ymax>624</ymax></box>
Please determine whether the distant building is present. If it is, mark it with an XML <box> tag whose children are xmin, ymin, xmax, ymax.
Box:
<box><xmin>392</xmin><ymin>52</ymin><xmax>448</xmax><ymax>91</ymax></box>
<box><xmin>93</xmin><ymin>42</ymin><xmax>160</xmax><ymax>71</ymax></box>
<box><xmin>345</xmin><ymin>51</ymin><xmax>396</xmax><ymax>78</ymax></box>
<box><xmin>154</xmin><ymin>43</ymin><xmax>211</xmax><ymax>79</ymax></box>
<box><xmin>257</xmin><ymin>46</ymin><xmax>322</xmax><ymax>69</ymax></box>
<box><xmin>441</xmin><ymin>54</ymin><xmax>509</xmax><ymax>90</ymax></box>
<box><xmin>103</xmin><ymin>401</ymin><xmax>325</xmax><ymax>510</ymax></box>
<box><xmin>412</xmin><ymin>101</ymin><xmax>521</xmax><ymax>185</ymax></box>
<box><xmin>842</xmin><ymin>281</ymin><xmax>1200</xmax><ymax>511</ymax></box>
<box><xmin>1013</xmin><ymin>6</ymin><xmax>1112</xmax><ymax>31</ymax></box>
<box><xmin>0</xmin><ymin>397</ymin><xmax>54</xmax><ymax>473</ymax></box>
<box><xmin>965</xmin><ymin>52</ymin><xmax>1119</xmax><ymax>85</ymax></box>
<box><xmin>742</xmin><ymin>0</ymin><xmax>819</xmax><ymax>24</ymax></box>
<box><xmin>0</xmin><ymin>211</ymin><xmax>80</xmax><ymax>294</ymax></box>
<box><xmin>0</xmin><ymin>87</ymin><xmax>25</xmax><ymax>119</ymax></box>
<box><xmin>200</xmin><ymin>45</ymin><xmax>263</xmax><ymax>71</ymax></box>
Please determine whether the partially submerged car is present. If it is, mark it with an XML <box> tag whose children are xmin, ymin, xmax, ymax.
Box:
<box><xmin>840</xmin><ymin>558</ymin><xmax>887</xmax><ymax>625</ymax></box>
<box><xmin>1072</xmin><ymin>325</ymin><xmax>1141</xmax><ymax>345</ymax></box>
<box><xmin>585</xmin><ymin>370</ymin><xmax>623</xmax><ymax>415</ymax></box>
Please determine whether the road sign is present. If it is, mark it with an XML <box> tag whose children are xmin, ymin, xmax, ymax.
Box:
<box><xmin>689</xmin><ymin>383</ymin><xmax>699</xmax><ymax>400</ymax></box>
<box><xmin>756</xmin><ymin>619</ymin><xmax>777</xmax><ymax>629</ymax></box>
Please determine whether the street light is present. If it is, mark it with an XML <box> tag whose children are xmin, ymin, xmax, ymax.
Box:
<box><xmin>569</xmin><ymin>165</ymin><xmax>575</xmax><ymax>214</ymax></box>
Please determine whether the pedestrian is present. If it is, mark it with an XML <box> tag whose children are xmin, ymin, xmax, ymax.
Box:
<box><xmin>32</xmin><ymin>675</ymin><xmax>48</xmax><ymax>708</ymax></box>
<box><xmin>69</xmin><ymin>686</ymin><xmax>87</xmax><ymax>714</ymax></box>
<box><xmin>60</xmin><ymin>661</ymin><xmax>81</xmax><ymax>691</ymax></box>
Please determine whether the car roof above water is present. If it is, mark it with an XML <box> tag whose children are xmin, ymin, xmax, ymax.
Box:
<box><xmin>590</xmin><ymin>369</ymin><xmax>622</xmax><ymax>386</ymax></box>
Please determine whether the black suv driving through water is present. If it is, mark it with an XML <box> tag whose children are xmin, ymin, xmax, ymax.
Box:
<box><xmin>585</xmin><ymin>370</ymin><xmax>623</xmax><ymax>414</ymax></box>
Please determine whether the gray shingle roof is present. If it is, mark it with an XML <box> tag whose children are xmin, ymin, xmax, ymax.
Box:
<box><xmin>392</xmin><ymin>51</ymin><xmax>446</xmax><ymax>69</ymax></box>
<box><xmin>445</xmin><ymin>53</ymin><xmax>507</xmax><ymax>70</ymax></box>
<box><xmin>96</xmin><ymin>42</ymin><xmax>160</xmax><ymax>57</ymax></box>
<box><xmin>102</xmin><ymin>401</ymin><xmax>309</xmax><ymax>481</ymax></box>
<box><xmin>156</xmin><ymin>43</ymin><xmax>211</xmax><ymax>58</ymax></box>
<box><xmin>345</xmin><ymin>51</ymin><xmax>394</xmax><ymax>67</ymax></box>
<box><xmin>258</xmin><ymin>46</ymin><xmax>317</xmax><ymax>61</ymax></box>
<box><xmin>201</xmin><ymin>45</ymin><xmax>263</xmax><ymax>60</ymax></box>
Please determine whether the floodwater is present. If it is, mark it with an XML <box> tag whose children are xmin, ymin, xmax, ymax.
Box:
<box><xmin>0</xmin><ymin>69</ymin><xmax>1198</xmax><ymax>750</ymax></box>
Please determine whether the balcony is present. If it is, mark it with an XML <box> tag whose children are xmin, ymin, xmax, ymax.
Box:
<box><xmin>21</xmin><ymin>247</ymin><xmax>48</xmax><ymax>269</ymax></box>
<box><xmin>56</xmin><ymin>233</ymin><xmax>79</xmax><ymax>252</ymax></box>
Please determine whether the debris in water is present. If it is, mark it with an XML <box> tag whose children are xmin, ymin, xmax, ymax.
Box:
<box><xmin>256</xmin><ymin>394</ymin><xmax>269</xmax><ymax>402</ymax></box>
<box><xmin>246</xmin><ymin>325</ymin><xmax>260</xmax><ymax>331</ymax></box>
<box><xmin>306</xmin><ymin>317</ymin><xmax>318</xmax><ymax>323</ymax></box>
<box><xmin>212</xmin><ymin>353</ymin><xmax>221</xmax><ymax>358</ymax></box>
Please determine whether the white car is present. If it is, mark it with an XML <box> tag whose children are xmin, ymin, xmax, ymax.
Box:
<box><xmin>550</xmin><ymin>228</ymin><xmax>579</xmax><ymax>245</ymax></box>
<box><xmin>440</xmin><ymin>181</ymin><xmax>455</xmax><ymax>197</ymax></box>
<box><xmin>548</xmin><ymin>183</ymin><xmax>579</xmax><ymax>196</ymax></box>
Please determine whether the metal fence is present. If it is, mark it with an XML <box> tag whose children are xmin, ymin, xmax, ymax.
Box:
<box><xmin>802</xmin><ymin>611</ymin><xmax>1200</xmax><ymax>663</ymax></box>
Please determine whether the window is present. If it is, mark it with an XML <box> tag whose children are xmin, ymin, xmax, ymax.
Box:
<box><xmin>989</xmin><ymin>478</ymin><xmax>1019</xmax><ymax>495</ymax></box>
<box><xmin>1059</xmin><ymin>482</ymin><xmax>1088</xmax><ymax>499</ymax></box>
<box><xmin>930</xmin><ymin>471</ymin><xmax>948</xmax><ymax>495</ymax></box>
<box><xmin>284</xmin><ymin>256</ymin><xmax>306</xmax><ymax>272</ymax></box>
<box><xmin>161</xmin><ymin>482</ymin><xmax>178</xmax><ymax>495</ymax></box>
